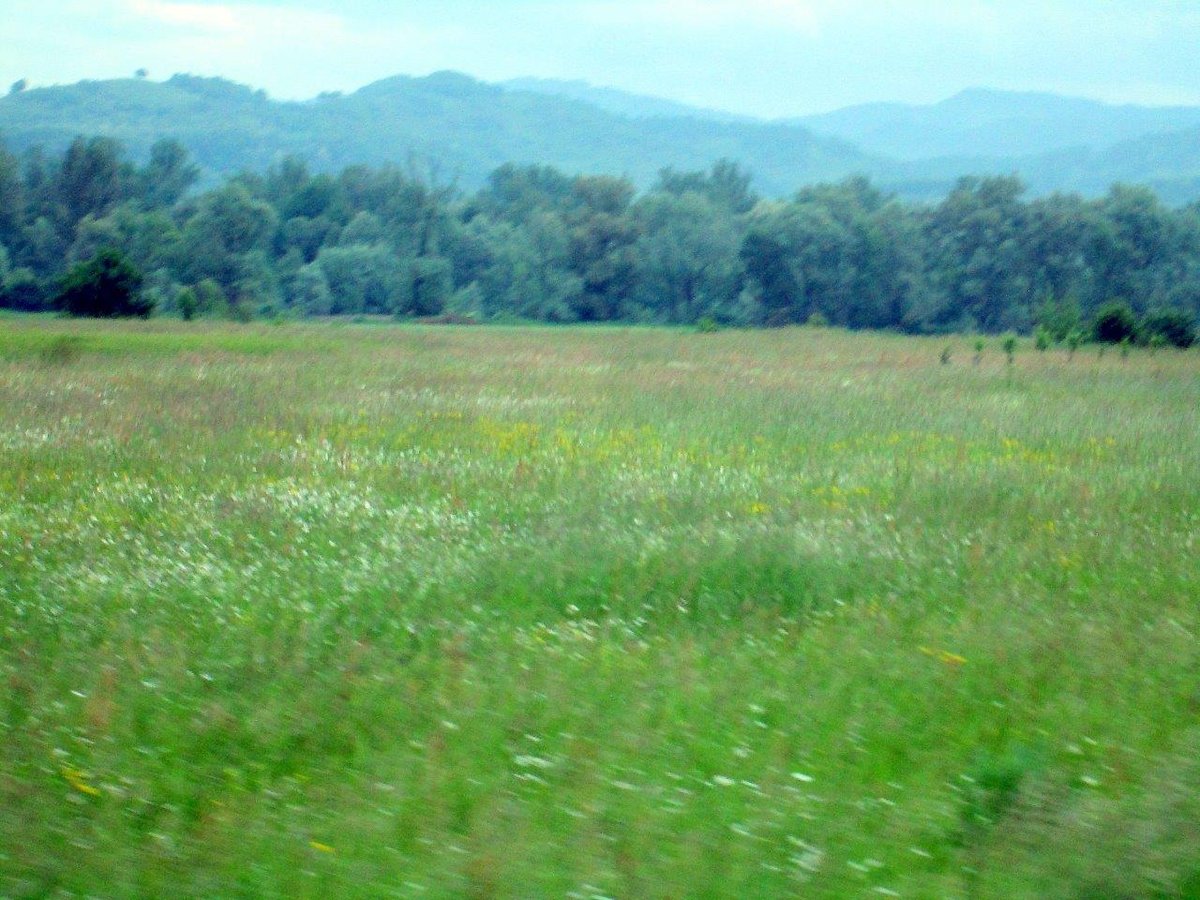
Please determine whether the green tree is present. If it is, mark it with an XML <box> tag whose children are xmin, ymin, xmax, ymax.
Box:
<box><xmin>279</xmin><ymin>216</ymin><xmax>339</xmax><ymax>263</ymax></box>
<box><xmin>290</xmin><ymin>262</ymin><xmax>332</xmax><ymax>316</ymax></box>
<box><xmin>193</xmin><ymin>278</ymin><xmax>229</xmax><ymax>317</ymax></box>
<box><xmin>55</xmin><ymin>137</ymin><xmax>133</xmax><ymax>229</ymax></box>
<box><xmin>924</xmin><ymin>175</ymin><xmax>1032</xmax><ymax>332</ymax></box>
<box><xmin>654</xmin><ymin>159</ymin><xmax>757</xmax><ymax>214</ymax></box>
<box><xmin>176</xmin><ymin>286</ymin><xmax>198</xmax><ymax>321</ymax></box>
<box><xmin>0</xmin><ymin>248</ymin><xmax>45</xmax><ymax>311</ymax></box>
<box><xmin>469</xmin><ymin>214</ymin><xmax>581</xmax><ymax>321</ymax></box>
<box><xmin>316</xmin><ymin>244</ymin><xmax>405</xmax><ymax>315</ymax></box>
<box><xmin>0</xmin><ymin>268</ymin><xmax>46</xmax><ymax>311</ymax></box>
<box><xmin>564</xmin><ymin>175</ymin><xmax>639</xmax><ymax>321</ymax></box>
<box><xmin>404</xmin><ymin>256</ymin><xmax>452</xmax><ymax>317</ymax></box>
<box><xmin>632</xmin><ymin>191</ymin><xmax>742</xmax><ymax>323</ymax></box>
<box><xmin>1035</xmin><ymin>294</ymin><xmax>1082</xmax><ymax>343</ymax></box>
<box><xmin>1142</xmin><ymin>309</ymin><xmax>1196</xmax><ymax>348</ymax></box>
<box><xmin>56</xmin><ymin>249</ymin><xmax>151</xmax><ymax>317</ymax></box>
<box><xmin>740</xmin><ymin>229</ymin><xmax>801</xmax><ymax>325</ymax></box>
<box><xmin>140</xmin><ymin>139</ymin><xmax>199</xmax><ymax>208</ymax></box>
<box><xmin>1092</xmin><ymin>300</ymin><xmax>1139</xmax><ymax>344</ymax></box>
<box><xmin>0</xmin><ymin>142</ymin><xmax>25</xmax><ymax>250</ymax></box>
<box><xmin>176</xmin><ymin>183</ymin><xmax>278</xmax><ymax>293</ymax></box>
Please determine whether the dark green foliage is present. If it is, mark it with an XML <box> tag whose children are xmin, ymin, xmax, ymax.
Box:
<box><xmin>56</xmin><ymin>249</ymin><xmax>151</xmax><ymax>317</ymax></box>
<box><xmin>176</xmin><ymin>286</ymin><xmax>198</xmax><ymax>321</ymax></box>
<box><xmin>1093</xmin><ymin>300</ymin><xmax>1139</xmax><ymax>344</ymax></box>
<box><xmin>1036</xmin><ymin>295</ymin><xmax>1081</xmax><ymax>343</ymax></box>
<box><xmin>1143</xmin><ymin>309</ymin><xmax>1196</xmax><ymax>348</ymax></box>
<box><xmin>740</xmin><ymin>230</ymin><xmax>800</xmax><ymax>325</ymax></box>
<box><xmin>289</xmin><ymin>263</ymin><xmax>332</xmax><ymax>315</ymax></box>
<box><xmin>140</xmin><ymin>139</ymin><xmax>199</xmax><ymax>208</ymax></box>
<box><xmin>405</xmin><ymin>256</ymin><xmax>452</xmax><ymax>317</ymax></box>
<box><xmin>656</xmin><ymin>159</ymin><xmax>757</xmax><ymax>214</ymax></box>
<box><xmin>56</xmin><ymin>137</ymin><xmax>134</xmax><ymax>228</ymax></box>
<box><xmin>0</xmin><ymin>268</ymin><xmax>47</xmax><ymax>311</ymax></box>
<box><xmin>193</xmin><ymin>278</ymin><xmax>229</xmax><ymax>317</ymax></box>
<box><xmin>633</xmin><ymin>190</ymin><xmax>742</xmax><ymax>323</ymax></box>
<box><xmin>316</xmin><ymin>244</ymin><xmax>405</xmax><ymax>315</ymax></box>
<box><xmin>0</xmin><ymin>128</ymin><xmax>1199</xmax><ymax>333</ymax></box>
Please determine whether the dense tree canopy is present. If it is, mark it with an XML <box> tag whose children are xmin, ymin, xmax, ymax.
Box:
<box><xmin>1</xmin><ymin>135</ymin><xmax>1198</xmax><ymax>338</ymax></box>
<box><xmin>55</xmin><ymin>248</ymin><xmax>151</xmax><ymax>317</ymax></box>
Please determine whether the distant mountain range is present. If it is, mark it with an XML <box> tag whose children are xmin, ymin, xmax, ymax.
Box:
<box><xmin>792</xmin><ymin>88</ymin><xmax>1200</xmax><ymax>160</ymax></box>
<box><xmin>3</xmin><ymin>71</ymin><xmax>1200</xmax><ymax>203</ymax></box>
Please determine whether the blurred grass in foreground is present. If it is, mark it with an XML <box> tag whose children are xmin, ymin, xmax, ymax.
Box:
<box><xmin>1</xmin><ymin>318</ymin><xmax>1198</xmax><ymax>897</ymax></box>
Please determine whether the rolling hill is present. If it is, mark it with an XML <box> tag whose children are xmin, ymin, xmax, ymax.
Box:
<box><xmin>0</xmin><ymin>72</ymin><xmax>876</xmax><ymax>196</ymax></box>
<box><xmin>4</xmin><ymin>72</ymin><xmax>1200</xmax><ymax>202</ymax></box>
<box><xmin>793</xmin><ymin>88</ymin><xmax>1200</xmax><ymax>161</ymax></box>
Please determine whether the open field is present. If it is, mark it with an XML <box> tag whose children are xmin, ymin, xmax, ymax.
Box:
<box><xmin>1</xmin><ymin>319</ymin><xmax>1198</xmax><ymax>898</ymax></box>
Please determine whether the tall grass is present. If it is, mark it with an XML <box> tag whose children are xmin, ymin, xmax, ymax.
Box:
<box><xmin>1</xmin><ymin>319</ymin><xmax>1197</xmax><ymax>897</ymax></box>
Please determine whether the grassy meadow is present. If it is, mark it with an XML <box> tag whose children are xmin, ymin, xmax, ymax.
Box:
<box><xmin>1</xmin><ymin>318</ymin><xmax>1198</xmax><ymax>898</ymax></box>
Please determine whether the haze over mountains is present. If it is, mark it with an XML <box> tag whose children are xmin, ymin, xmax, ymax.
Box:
<box><xmin>3</xmin><ymin>71</ymin><xmax>1200</xmax><ymax>203</ymax></box>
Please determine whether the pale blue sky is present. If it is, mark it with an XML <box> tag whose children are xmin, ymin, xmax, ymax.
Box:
<box><xmin>4</xmin><ymin>1</ymin><xmax>1199</xmax><ymax>116</ymax></box>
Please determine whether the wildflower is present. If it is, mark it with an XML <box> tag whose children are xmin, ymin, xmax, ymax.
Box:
<box><xmin>919</xmin><ymin>646</ymin><xmax>966</xmax><ymax>667</ymax></box>
<box><xmin>61</xmin><ymin>765</ymin><xmax>101</xmax><ymax>797</ymax></box>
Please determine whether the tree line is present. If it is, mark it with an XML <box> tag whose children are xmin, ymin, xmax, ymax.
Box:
<box><xmin>1</xmin><ymin>135</ymin><xmax>1198</xmax><ymax>340</ymax></box>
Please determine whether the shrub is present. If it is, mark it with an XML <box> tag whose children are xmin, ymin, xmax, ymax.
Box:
<box><xmin>1142</xmin><ymin>309</ymin><xmax>1196</xmax><ymax>349</ymax></box>
<box><xmin>1092</xmin><ymin>300</ymin><xmax>1138</xmax><ymax>344</ymax></box>
<box><xmin>1066</xmin><ymin>330</ymin><xmax>1083</xmax><ymax>358</ymax></box>
<box><xmin>177</xmin><ymin>287</ymin><xmax>199</xmax><ymax>321</ymax></box>
<box><xmin>1036</xmin><ymin>295</ymin><xmax>1082</xmax><ymax>343</ymax></box>
<box><xmin>1002</xmin><ymin>335</ymin><xmax>1017</xmax><ymax>364</ymax></box>
<box><xmin>228</xmin><ymin>295</ymin><xmax>254</xmax><ymax>323</ymax></box>
<box><xmin>695</xmin><ymin>315</ymin><xmax>719</xmax><ymax>334</ymax></box>
<box><xmin>56</xmin><ymin>249</ymin><xmax>152</xmax><ymax>318</ymax></box>
<box><xmin>194</xmin><ymin>279</ymin><xmax>229</xmax><ymax>317</ymax></box>
<box><xmin>0</xmin><ymin>268</ymin><xmax>48</xmax><ymax>311</ymax></box>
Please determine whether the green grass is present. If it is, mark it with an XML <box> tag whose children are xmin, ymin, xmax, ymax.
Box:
<box><xmin>1</xmin><ymin>318</ymin><xmax>1198</xmax><ymax>898</ymax></box>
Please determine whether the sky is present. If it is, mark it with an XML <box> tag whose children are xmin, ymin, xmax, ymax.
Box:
<box><xmin>4</xmin><ymin>0</ymin><xmax>1200</xmax><ymax>117</ymax></box>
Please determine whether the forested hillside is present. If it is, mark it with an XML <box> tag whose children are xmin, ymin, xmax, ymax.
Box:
<box><xmin>794</xmin><ymin>89</ymin><xmax>1200</xmax><ymax>161</ymax></box>
<box><xmin>2</xmin><ymin>134</ymin><xmax>1198</xmax><ymax>337</ymax></box>
<box><xmin>0</xmin><ymin>73</ymin><xmax>872</xmax><ymax>197</ymax></box>
<box><xmin>10</xmin><ymin>74</ymin><xmax>1200</xmax><ymax>204</ymax></box>
<box><xmin>505</xmin><ymin>79</ymin><xmax>1200</xmax><ymax>204</ymax></box>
